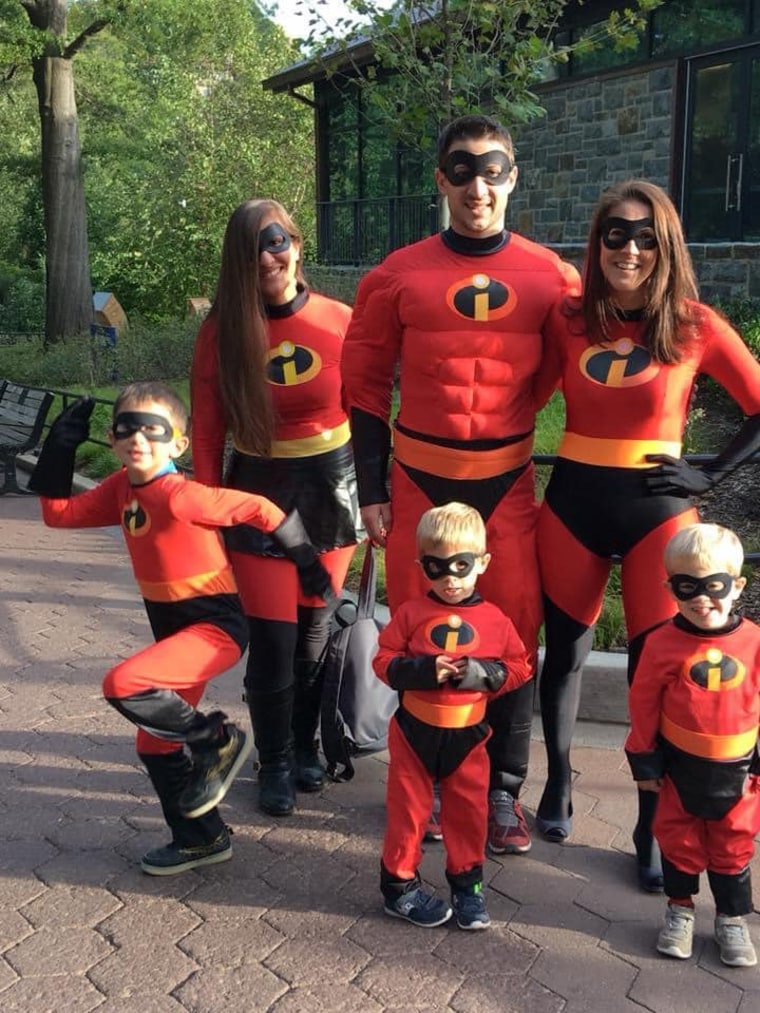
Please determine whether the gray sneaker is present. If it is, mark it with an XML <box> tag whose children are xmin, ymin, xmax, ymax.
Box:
<box><xmin>656</xmin><ymin>903</ymin><xmax>694</xmax><ymax>959</ymax></box>
<box><xmin>384</xmin><ymin>886</ymin><xmax>452</xmax><ymax>928</ymax></box>
<box><xmin>714</xmin><ymin>914</ymin><xmax>758</xmax><ymax>967</ymax></box>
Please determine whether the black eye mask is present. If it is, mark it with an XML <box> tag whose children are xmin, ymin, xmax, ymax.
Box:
<box><xmin>669</xmin><ymin>572</ymin><xmax>735</xmax><ymax>601</ymax></box>
<box><xmin>600</xmin><ymin>217</ymin><xmax>658</xmax><ymax>250</ymax></box>
<box><xmin>420</xmin><ymin>552</ymin><xmax>480</xmax><ymax>580</ymax></box>
<box><xmin>258</xmin><ymin>223</ymin><xmax>292</xmax><ymax>256</ymax></box>
<box><xmin>112</xmin><ymin>412</ymin><xmax>175</xmax><ymax>443</ymax></box>
<box><xmin>441</xmin><ymin>149</ymin><xmax>513</xmax><ymax>187</ymax></box>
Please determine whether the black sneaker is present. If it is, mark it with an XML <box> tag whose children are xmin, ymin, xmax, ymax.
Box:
<box><xmin>141</xmin><ymin>830</ymin><xmax>232</xmax><ymax>876</ymax></box>
<box><xmin>452</xmin><ymin>883</ymin><xmax>491</xmax><ymax>930</ymax></box>
<box><xmin>384</xmin><ymin>886</ymin><xmax>452</xmax><ymax>928</ymax></box>
<box><xmin>179</xmin><ymin>723</ymin><xmax>253</xmax><ymax>819</ymax></box>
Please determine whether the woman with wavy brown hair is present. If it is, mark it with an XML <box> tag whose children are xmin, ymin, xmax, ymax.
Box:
<box><xmin>533</xmin><ymin>180</ymin><xmax>760</xmax><ymax>890</ymax></box>
<box><xmin>191</xmin><ymin>199</ymin><xmax>360</xmax><ymax>817</ymax></box>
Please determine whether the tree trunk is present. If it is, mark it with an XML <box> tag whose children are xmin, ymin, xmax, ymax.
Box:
<box><xmin>32</xmin><ymin>52</ymin><xmax>92</xmax><ymax>343</ymax></box>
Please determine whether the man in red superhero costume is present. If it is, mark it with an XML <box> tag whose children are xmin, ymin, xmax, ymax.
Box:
<box><xmin>626</xmin><ymin>524</ymin><xmax>760</xmax><ymax>966</ymax></box>
<box><xmin>341</xmin><ymin>113</ymin><xmax>580</xmax><ymax>854</ymax></box>
<box><xmin>29</xmin><ymin>383</ymin><xmax>330</xmax><ymax>876</ymax></box>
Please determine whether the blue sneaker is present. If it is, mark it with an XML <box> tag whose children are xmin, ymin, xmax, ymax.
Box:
<box><xmin>452</xmin><ymin>883</ymin><xmax>491</xmax><ymax>930</ymax></box>
<box><xmin>384</xmin><ymin>886</ymin><xmax>452</xmax><ymax>927</ymax></box>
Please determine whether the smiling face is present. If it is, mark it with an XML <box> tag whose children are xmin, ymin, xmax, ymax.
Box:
<box><xmin>667</xmin><ymin>559</ymin><xmax>746</xmax><ymax>631</ymax></box>
<box><xmin>434</xmin><ymin>137</ymin><xmax>518</xmax><ymax>239</ymax></box>
<box><xmin>599</xmin><ymin>198</ymin><xmax>659</xmax><ymax>310</ymax></box>
<box><xmin>257</xmin><ymin>213</ymin><xmax>301</xmax><ymax>306</ymax></box>
<box><xmin>109</xmin><ymin>399</ymin><xmax>189</xmax><ymax>484</ymax></box>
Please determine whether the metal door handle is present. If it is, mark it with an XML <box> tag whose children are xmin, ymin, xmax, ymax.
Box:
<box><xmin>735</xmin><ymin>153</ymin><xmax>744</xmax><ymax>212</ymax></box>
<box><xmin>725</xmin><ymin>154</ymin><xmax>743</xmax><ymax>211</ymax></box>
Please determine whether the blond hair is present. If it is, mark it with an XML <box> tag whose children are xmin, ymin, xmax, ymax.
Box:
<box><xmin>416</xmin><ymin>502</ymin><xmax>487</xmax><ymax>555</ymax></box>
<box><xmin>664</xmin><ymin>523</ymin><xmax>744</xmax><ymax>577</ymax></box>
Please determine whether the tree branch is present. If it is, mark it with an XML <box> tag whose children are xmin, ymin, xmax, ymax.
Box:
<box><xmin>63</xmin><ymin>19</ymin><xmax>110</xmax><ymax>60</ymax></box>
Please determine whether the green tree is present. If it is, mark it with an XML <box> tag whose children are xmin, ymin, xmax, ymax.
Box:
<box><xmin>78</xmin><ymin>2</ymin><xmax>312</xmax><ymax>319</ymax></box>
<box><xmin>1</xmin><ymin>0</ymin><xmax>112</xmax><ymax>342</ymax></box>
<box><xmin>303</xmin><ymin>0</ymin><xmax>663</xmax><ymax>152</ymax></box>
<box><xmin>0</xmin><ymin>0</ymin><xmax>311</xmax><ymax>335</ymax></box>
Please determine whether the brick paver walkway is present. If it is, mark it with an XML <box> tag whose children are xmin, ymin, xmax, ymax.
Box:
<box><xmin>1</xmin><ymin>491</ymin><xmax>759</xmax><ymax>1012</ymax></box>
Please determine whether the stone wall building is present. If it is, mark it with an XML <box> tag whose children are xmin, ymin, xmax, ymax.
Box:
<box><xmin>265</xmin><ymin>0</ymin><xmax>760</xmax><ymax>303</ymax></box>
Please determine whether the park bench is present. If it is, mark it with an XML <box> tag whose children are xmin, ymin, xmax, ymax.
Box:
<box><xmin>0</xmin><ymin>380</ymin><xmax>54</xmax><ymax>495</ymax></box>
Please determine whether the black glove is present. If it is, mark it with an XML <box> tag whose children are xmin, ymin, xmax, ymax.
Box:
<box><xmin>272</xmin><ymin>510</ymin><xmax>335</xmax><ymax>601</ymax></box>
<box><xmin>453</xmin><ymin>658</ymin><xmax>507</xmax><ymax>692</ymax></box>
<box><xmin>646</xmin><ymin>414</ymin><xmax>760</xmax><ymax>498</ymax></box>
<box><xmin>644</xmin><ymin>454</ymin><xmax>714</xmax><ymax>498</ymax></box>
<box><xmin>28</xmin><ymin>397</ymin><xmax>94</xmax><ymax>498</ymax></box>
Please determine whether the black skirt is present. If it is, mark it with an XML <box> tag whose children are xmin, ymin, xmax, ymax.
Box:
<box><xmin>223</xmin><ymin>441</ymin><xmax>363</xmax><ymax>557</ymax></box>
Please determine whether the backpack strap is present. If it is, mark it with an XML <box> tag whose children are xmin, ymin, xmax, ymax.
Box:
<box><xmin>319</xmin><ymin>545</ymin><xmax>378</xmax><ymax>781</ymax></box>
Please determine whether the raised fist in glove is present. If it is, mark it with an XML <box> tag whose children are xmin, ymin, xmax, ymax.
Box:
<box><xmin>644</xmin><ymin>454</ymin><xmax>714</xmax><ymax>498</ymax></box>
<box><xmin>49</xmin><ymin>397</ymin><xmax>94</xmax><ymax>448</ymax></box>
<box><xmin>272</xmin><ymin>510</ymin><xmax>336</xmax><ymax>601</ymax></box>
<box><xmin>28</xmin><ymin>397</ymin><xmax>95</xmax><ymax>498</ymax></box>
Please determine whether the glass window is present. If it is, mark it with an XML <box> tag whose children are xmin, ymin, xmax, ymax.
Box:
<box><xmin>398</xmin><ymin>145</ymin><xmax>430</xmax><ymax>196</ymax></box>
<box><xmin>746</xmin><ymin>56</ymin><xmax>760</xmax><ymax>240</ymax></box>
<box><xmin>652</xmin><ymin>0</ymin><xmax>745</xmax><ymax>57</ymax></box>
<box><xmin>571</xmin><ymin>19</ymin><xmax>647</xmax><ymax>76</ymax></box>
<box><xmin>360</xmin><ymin>122</ymin><xmax>395</xmax><ymax>200</ymax></box>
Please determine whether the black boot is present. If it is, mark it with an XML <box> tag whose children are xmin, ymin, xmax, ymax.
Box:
<box><xmin>258</xmin><ymin>761</ymin><xmax>296</xmax><ymax>816</ymax></box>
<box><xmin>139</xmin><ymin>750</ymin><xmax>232</xmax><ymax>875</ymax></box>
<box><xmin>244</xmin><ymin>684</ymin><xmax>296</xmax><ymax>816</ymax></box>
<box><xmin>245</xmin><ymin>617</ymin><xmax>298</xmax><ymax>815</ymax></box>
<box><xmin>633</xmin><ymin>788</ymin><xmax>664</xmax><ymax>893</ymax></box>
<box><xmin>293</xmin><ymin>657</ymin><xmax>326</xmax><ymax>792</ymax></box>
<box><xmin>535</xmin><ymin>600</ymin><xmax>595</xmax><ymax>841</ymax></box>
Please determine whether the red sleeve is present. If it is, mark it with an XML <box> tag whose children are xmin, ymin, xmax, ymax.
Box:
<box><xmin>190</xmin><ymin>316</ymin><xmax>227</xmax><ymax>485</ymax></box>
<box><xmin>167</xmin><ymin>481</ymin><xmax>286</xmax><ymax>532</ymax></box>
<box><xmin>534</xmin><ymin>301</ymin><xmax>569</xmax><ymax>412</ymax></box>
<box><xmin>698</xmin><ymin>304</ymin><xmax>760</xmax><ymax>416</ymax></box>
<box><xmin>40</xmin><ymin>473</ymin><xmax>123</xmax><ymax>528</ymax></box>
<box><xmin>373</xmin><ymin>604</ymin><xmax>413</xmax><ymax>687</ymax></box>
<box><xmin>625</xmin><ymin>637</ymin><xmax>670</xmax><ymax>756</ymax></box>
<box><xmin>341</xmin><ymin>262</ymin><xmax>402</xmax><ymax>426</ymax></box>
<box><xmin>498</xmin><ymin>619</ymin><xmax>532</xmax><ymax>696</ymax></box>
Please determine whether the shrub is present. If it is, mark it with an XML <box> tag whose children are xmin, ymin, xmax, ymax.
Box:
<box><xmin>0</xmin><ymin>266</ymin><xmax>45</xmax><ymax>334</ymax></box>
<box><xmin>715</xmin><ymin>298</ymin><xmax>760</xmax><ymax>356</ymax></box>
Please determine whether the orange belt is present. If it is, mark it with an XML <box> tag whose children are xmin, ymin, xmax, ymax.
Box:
<box><xmin>138</xmin><ymin>565</ymin><xmax>238</xmax><ymax>603</ymax></box>
<box><xmin>393</xmin><ymin>428</ymin><xmax>534</xmax><ymax>480</ymax></box>
<box><xmin>403</xmin><ymin>691</ymin><xmax>486</xmax><ymax>728</ymax></box>
<box><xmin>559</xmin><ymin>433</ymin><xmax>682</xmax><ymax>469</ymax></box>
<box><xmin>660</xmin><ymin>713</ymin><xmax>758</xmax><ymax>761</ymax></box>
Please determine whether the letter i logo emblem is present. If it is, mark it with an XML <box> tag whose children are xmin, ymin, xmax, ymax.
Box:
<box><xmin>426</xmin><ymin>614</ymin><xmax>480</xmax><ymax>652</ymax></box>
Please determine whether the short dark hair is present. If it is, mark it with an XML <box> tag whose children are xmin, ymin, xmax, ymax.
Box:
<box><xmin>113</xmin><ymin>382</ymin><xmax>189</xmax><ymax>434</ymax></box>
<box><xmin>437</xmin><ymin>114</ymin><xmax>515</xmax><ymax>168</ymax></box>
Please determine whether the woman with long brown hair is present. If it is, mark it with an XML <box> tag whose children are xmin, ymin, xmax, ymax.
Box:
<box><xmin>191</xmin><ymin>199</ymin><xmax>360</xmax><ymax>816</ymax></box>
<box><xmin>534</xmin><ymin>180</ymin><xmax>760</xmax><ymax>890</ymax></box>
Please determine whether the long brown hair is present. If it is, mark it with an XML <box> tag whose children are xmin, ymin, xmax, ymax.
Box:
<box><xmin>210</xmin><ymin>199</ymin><xmax>305</xmax><ymax>456</ymax></box>
<box><xmin>579</xmin><ymin>179</ymin><xmax>700</xmax><ymax>363</ymax></box>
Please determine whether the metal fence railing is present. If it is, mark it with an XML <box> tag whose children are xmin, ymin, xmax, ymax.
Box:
<box><xmin>317</xmin><ymin>194</ymin><xmax>439</xmax><ymax>265</ymax></box>
<box><xmin>13</xmin><ymin>381</ymin><xmax>760</xmax><ymax>564</ymax></box>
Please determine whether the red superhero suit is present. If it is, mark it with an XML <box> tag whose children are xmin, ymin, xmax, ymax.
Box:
<box><xmin>342</xmin><ymin>229</ymin><xmax>579</xmax><ymax>798</ymax></box>
<box><xmin>191</xmin><ymin>287</ymin><xmax>360</xmax><ymax>795</ymax></box>
<box><xmin>534</xmin><ymin>302</ymin><xmax>760</xmax><ymax>839</ymax></box>
<box><xmin>40</xmin><ymin>467</ymin><xmax>286</xmax><ymax>852</ymax></box>
<box><xmin>626</xmin><ymin>615</ymin><xmax>760</xmax><ymax>914</ymax></box>
<box><xmin>374</xmin><ymin>591</ymin><xmax>530</xmax><ymax>892</ymax></box>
